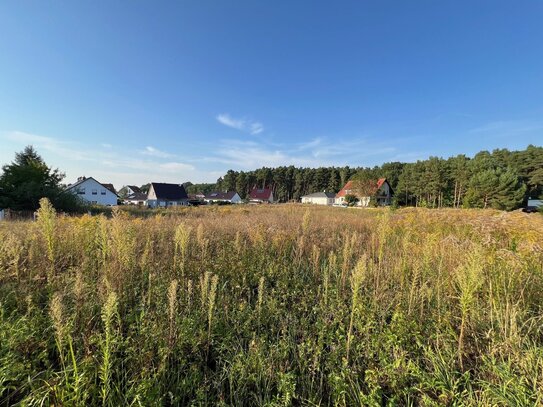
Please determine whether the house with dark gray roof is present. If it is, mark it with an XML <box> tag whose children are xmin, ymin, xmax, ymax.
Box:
<box><xmin>204</xmin><ymin>191</ymin><xmax>242</xmax><ymax>204</ymax></box>
<box><xmin>126</xmin><ymin>185</ymin><xmax>141</xmax><ymax>195</ymax></box>
<box><xmin>301</xmin><ymin>191</ymin><xmax>336</xmax><ymax>206</ymax></box>
<box><xmin>147</xmin><ymin>182</ymin><xmax>188</xmax><ymax>208</ymax></box>
<box><xmin>123</xmin><ymin>192</ymin><xmax>148</xmax><ymax>206</ymax></box>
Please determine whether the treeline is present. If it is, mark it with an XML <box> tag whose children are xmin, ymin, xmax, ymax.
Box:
<box><xmin>391</xmin><ymin>145</ymin><xmax>542</xmax><ymax>210</ymax></box>
<box><xmin>190</xmin><ymin>145</ymin><xmax>542</xmax><ymax>210</ymax></box>
<box><xmin>189</xmin><ymin>166</ymin><xmax>361</xmax><ymax>202</ymax></box>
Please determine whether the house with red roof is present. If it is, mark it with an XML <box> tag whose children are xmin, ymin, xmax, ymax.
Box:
<box><xmin>248</xmin><ymin>187</ymin><xmax>274</xmax><ymax>204</ymax></box>
<box><xmin>335</xmin><ymin>178</ymin><xmax>392</xmax><ymax>207</ymax></box>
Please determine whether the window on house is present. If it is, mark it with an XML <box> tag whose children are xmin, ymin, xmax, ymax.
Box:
<box><xmin>101</xmin><ymin>190</ymin><xmax>106</xmax><ymax>195</ymax></box>
<box><xmin>92</xmin><ymin>189</ymin><xmax>97</xmax><ymax>195</ymax></box>
<box><xmin>77</xmin><ymin>188</ymin><xmax>85</xmax><ymax>195</ymax></box>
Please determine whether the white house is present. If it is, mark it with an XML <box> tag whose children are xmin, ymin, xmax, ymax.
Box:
<box><xmin>301</xmin><ymin>191</ymin><xmax>336</xmax><ymax>205</ymax></box>
<box><xmin>204</xmin><ymin>191</ymin><xmax>242</xmax><ymax>204</ymax></box>
<box><xmin>124</xmin><ymin>185</ymin><xmax>141</xmax><ymax>196</ymax></box>
<box><xmin>147</xmin><ymin>182</ymin><xmax>189</xmax><ymax>208</ymax></box>
<box><xmin>335</xmin><ymin>178</ymin><xmax>393</xmax><ymax>207</ymax></box>
<box><xmin>124</xmin><ymin>192</ymin><xmax>148</xmax><ymax>206</ymax></box>
<box><xmin>66</xmin><ymin>177</ymin><xmax>118</xmax><ymax>206</ymax></box>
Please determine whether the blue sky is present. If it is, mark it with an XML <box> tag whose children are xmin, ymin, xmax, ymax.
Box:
<box><xmin>1</xmin><ymin>1</ymin><xmax>542</xmax><ymax>187</ymax></box>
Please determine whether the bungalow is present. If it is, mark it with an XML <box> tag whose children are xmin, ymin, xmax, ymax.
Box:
<box><xmin>146</xmin><ymin>182</ymin><xmax>189</xmax><ymax>208</ymax></box>
<box><xmin>66</xmin><ymin>176</ymin><xmax>118</xmax><ymax>206</ymax></box>
<box><xmin>335</xmin><ymin>178</ymin><xmax>393</xmax><ymax>207</ymax></box>
<box><xmin>248</xmin><ymin>187</ymin><xmax>274</xmax><ymax>204</ymax></box>
<box><xmin>301</xmin><ymin>191</ymin><xmax>336</xmax><ymax>206</ymax></box>
<box><xmin>204</xmin><ymin>191</ymin><xmax>242</xmax><ymax>204</ymax></box>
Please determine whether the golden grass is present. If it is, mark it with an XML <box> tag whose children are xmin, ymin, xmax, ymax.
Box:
<box><xmin>0</xmin><ymin>202</ymin><xmax>542</xmax><ymax>405</ymax></box>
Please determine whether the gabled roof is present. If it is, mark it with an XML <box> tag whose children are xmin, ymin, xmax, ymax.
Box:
<box><xmin>204</xmin><ymin>191</ymin><xmax>238</xmax><ymax>200</ymax></box>
<box><xmin>127</xmin><ymin>185</ymin><xmax>141</xmax><ymax>193</ymax></box>
<box><xmin>335</xmin><ymin>181</ymin><xmax>355</xmax><ymax>198</ymax></box>
<box><xmin>249</xmin><ymin>187</ymin><xmax>272</xmax><ymax>200</ymax></box>
<box><xmin>151</xmin><ymin>183</ymin><xmax>188</xmax><ymax>200</ymax></box>
<box><xmin>302</xmin><ymin>191</ymin><xmax>336</xmax><ymax>198</ymax></box>
<box><xmin>101</xmin><ymin>183</ymin><xmax>117</xmax><ymax>195</ymax></box>
<box><xmin>336</xmin><ymin>178</ymin><xmax>389</xmax><ymax>198</ymax></box>
<box><xmin>125</xmin><ymin>192</ymin><xmax>147</xmax><ymax>201</ymax></box>
<box><xmin>66</xmin><ymin>177</ymin><xmax>118</xmax><ymax>196</ymax></box>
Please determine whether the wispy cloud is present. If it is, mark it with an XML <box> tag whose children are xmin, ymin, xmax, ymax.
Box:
<box><xmin>468</xmin><ymin>120</ymin><xmax>543</xmax><ymax>135</ymax></box>
<box><xmin>202</xmin><ymin>136</ymin><xmax>398</xmax><ymax>170</ymax></box>
<box><xmin>216</xmin><ymin>113</ymin><xmax>264</xmax><ymax>135</ymax></box>
<box><xmin>4</xmin><ymin>131</ymin><xmax>95</xmax><ymax>161</ymax></box>
<box><xmin>141</xmin><ymin>146</ymin><xmax>174</xmax><ymax>158</ymax></box>
<box><xmin>1</xmin><ymin>131</ymin><xmax>205</xmax><ymax>186</ymax></box>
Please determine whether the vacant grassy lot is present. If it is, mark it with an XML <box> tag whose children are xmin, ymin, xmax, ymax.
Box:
<box><xmin>1</xmin><ymin>201</ymin><xmax>542</xmax><ymax>406</ymax></box>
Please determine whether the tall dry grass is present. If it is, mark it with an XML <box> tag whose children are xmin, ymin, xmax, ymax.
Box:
<box><xmin>0</xmin><ymin>201</ymin><xmax>542</xmax><ymax>405</ymax></box>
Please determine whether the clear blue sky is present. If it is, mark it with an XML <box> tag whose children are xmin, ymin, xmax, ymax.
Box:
<box><xmin>1</xmin><ymin>1</ymin><xmax>542</xmax><ymax>187</ymax></box>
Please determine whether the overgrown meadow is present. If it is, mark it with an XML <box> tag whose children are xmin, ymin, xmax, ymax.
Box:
<box><xmin>1</xmin><ymin>200</ymin><xmax>543</xmax><ymax>406</ymax></box>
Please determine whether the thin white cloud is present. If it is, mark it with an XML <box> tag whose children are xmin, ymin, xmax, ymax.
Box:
<box><xmin>216</xmin><ymin>113</ymin><xmax>264</xmax><ymax>135</ymax></box>
<box><xmin>202</xmin><ymin>136</ymin><xmax>398</xmax><ymax>170</ymax></box>
<box><xmin>0</xmin><ymin>131</ymin><xmax>206</xmax><ymax>187</ymax></box>
<box><xmin>4</xmin><ymin>131</ymin><xmax>93</xmax><ymax>161</ymax></box>
<box><xmin>160</xmin><ymin>162</ymin><xmax>195</xmax><ymax>171</ymax></box>
<box><xmin>468</xmin><ymin>120</ymin><xmax>543</xmax><ymax>135</ymax></box>
<box><xmin>216</xmin><ymin>114</ymin><xmax>245</xmax><ymax>131</ymax></box>
<box><xmin>249</xmin><ymin>122</ymin><xmax>264</xmax><ymax>135</ymax></box>
<box><xmin>141</xmin><ymin>146</ymin><xmax>174</xmax><ymax>158</ymax></box>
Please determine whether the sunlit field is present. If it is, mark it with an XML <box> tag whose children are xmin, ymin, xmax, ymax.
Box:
<box><xmin>1</xmin><ymin>200</ymin><xmax>542</xmax><ymax>406</ymax></box>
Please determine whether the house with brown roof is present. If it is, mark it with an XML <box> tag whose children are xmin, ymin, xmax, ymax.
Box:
<box><xmin>248</xmin><ymin>187</ymin><xmax>274</xmax><ymax>204</ymax></box>
<box><xmin>147</xmin><ymin>182</ymin><xmax>189</xmax><ymax>208</ymax></box>
<box><xmin>335</xmin><ymin>178</ymin><xmax>392</xmax><ymax>207</ymax></box>
<box><xmin>204</xmin><ymin>191</ymin><xmax>242</xmax><ymax>204</ymax></box>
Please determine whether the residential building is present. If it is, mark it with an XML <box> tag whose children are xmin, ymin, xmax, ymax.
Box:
<box><xmin>123</xmin><ymin>192</ymin><xmax>148</xmax><ymax>206</ymax></box>
<box><xmin>146</xmin><ymin>182</ymin><xmax>188</xmax><ymax>208</ymax></box>
<box><xmin>335</xmin><ymin>178</ymin><xmax>393</xmax><ymax>207</ymax></box>
<box><xmin>301</xmin><ymin>191</ymin><xmax>336</xmax><ymax>205</ymax></box>
<box><xmin>66</xmin><ymin>176</ymin><xmax>118</xmax><ymax>206</ymax></box>
<box><xmin>125</xmin><ymin>185</ymin><xmax>141</xmax><ymax>196</ymax></box>
<box><xmin>204</xmin><ymin>191</ymin><xmax>242</xmax><ymax>204</ymax></box>
<box><xmin>248</xmin><ymin>187</ymin><xmax>274</xmax><ymax>203</ymax></box>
